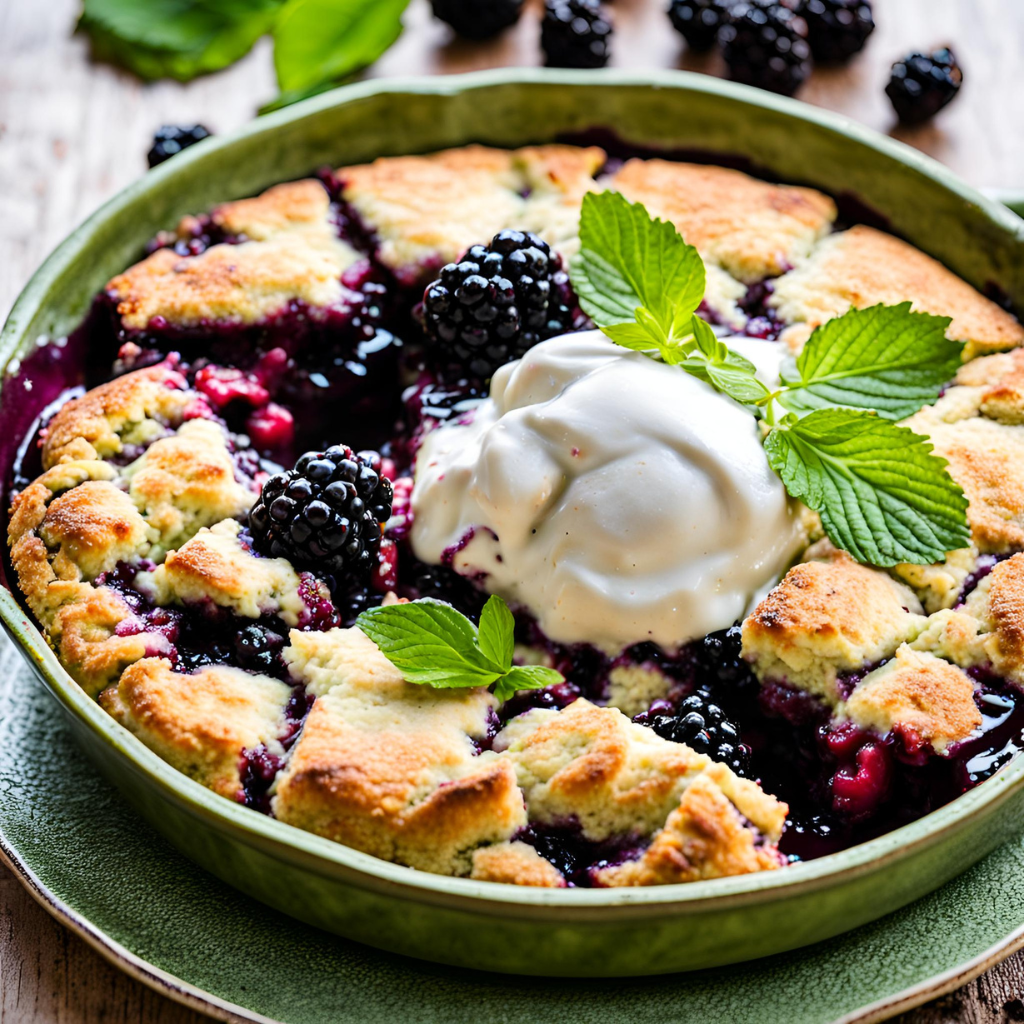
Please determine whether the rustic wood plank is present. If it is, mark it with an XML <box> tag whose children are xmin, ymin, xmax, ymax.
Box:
<box><xmin>1</xmin><ymin>0</ymin><xmax>1023</xmax><ymax>1020</ymax></box>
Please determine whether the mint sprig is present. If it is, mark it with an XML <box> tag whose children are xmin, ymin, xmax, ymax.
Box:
<box><xmin>570</xmin><ymin>191</ymin><xmax>970</xmax><ymax>567</ymax></box>
<box><xmin>356</xmin><ymin>596</ymin><xmax>563</xmax><ymax>702</ymax></box>
<box><xmin>777</xmin><ymin>302</ymin><xmax>962</xmax><ymax>420</ymax></box>
<box><xmin>572</xmin><ymin>191</ymin><xmax>706</xmax><ymax>356</ymax></box>
<box><xmin>764</xmin><ymin>409</ymin><xmax>969</xmax><ymax>565</ymax></box>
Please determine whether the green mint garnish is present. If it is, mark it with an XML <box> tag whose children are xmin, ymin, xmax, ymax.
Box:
<box><xmin>570</xmin><ymin>190</ymin><xmax>971</xmax><ymax>567</ymax></box>
<box><xmin>764</xmin><ymin>408</ymin><xmax>969</xmax><ymax>566</ymax></box>
<box><xmin>777</xmin><ymin>302</ymin><xmax>962</xmax><ymax>420</ymax></box>
<box><xmin>572</xmin><ymin>190</ymin><xmax>706</xmax><ymax>356</ymax></box>
<box><xmin>356</xmin><ymin>596</ymin><xmax>563</xmax><ymax>702</ymax></box>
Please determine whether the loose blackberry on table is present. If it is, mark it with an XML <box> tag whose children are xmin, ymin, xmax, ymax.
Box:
<box><xmin>720</xmin><ymin>2</ymin><xmax>812</xmax><ymax>96</ymax></box>
<box><xmin>147</xmin><ymin>124</ymin><xmax>212</xmax><ymax>168</ymax></box>
<box><xmin>430</xmin><ymin>0</ymin><xmax>525</xmax><ymax>39</ymax></box>
<box><xmin>667</xmin><ymin>0</ymin><xmax>733</xmax><ymax>51</ymax></box>
<box><xmin>797</xmin><ymin>0</ymin><xmax>873</xmax><ymax>63</ymax></box>
<box><xmin>249</xmin><ymin>445</ymin><xmax>393</xmax><ymax>583</ymax></box>
<box><xmin>886</xmin><ymin>47</ymin><xmax>963</xmax><ymax>124</ymax></box>
<box><xmin>541</xmin><ymin>0</ymin><xmax>613</xmax><ymax>69</ymax></box>
<box><xmin>419</xmin><ymin>228</ymin><xmax>575</xmax><ymax>380</ymax></box>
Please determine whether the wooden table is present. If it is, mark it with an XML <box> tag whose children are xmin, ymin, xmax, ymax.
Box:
<box><xmin>1</xmin><ymin>0</ymin><xmax>1022</xmax><ymax>1019</ymax></box>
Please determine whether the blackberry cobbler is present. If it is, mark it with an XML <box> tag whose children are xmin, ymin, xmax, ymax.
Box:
<box><xmin>8</xmin><ymin>143</ymin><xmax>1024</xmax><ymax>887</ymax></box>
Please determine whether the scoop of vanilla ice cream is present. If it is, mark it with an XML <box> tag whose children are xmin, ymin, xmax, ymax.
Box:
<box><xmin>411</xmin><ymin>330</ymin><xmax>804</xmax><ymax>653</ymax></box>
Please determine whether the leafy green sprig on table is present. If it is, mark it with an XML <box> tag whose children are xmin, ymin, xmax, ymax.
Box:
<box><xmin>79</xmin><ymin>0</ymin><xmax>411</xmax><ymax>109</ymax></box>
<box><xmin>570</xmin><ymin>190</ymin><xmax>970</xmax><ymax>568</ymax></box>
<box><xmin>357</xmin><ymin>596</ymin><xmax>564</xmax><ymax>701</ymax></box>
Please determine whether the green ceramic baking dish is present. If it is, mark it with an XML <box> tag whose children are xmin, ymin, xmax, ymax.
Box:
<box><xmin>3</xmin><ymin>68</ymin><xmax>1024</xmax><ymax>978</ymax></box>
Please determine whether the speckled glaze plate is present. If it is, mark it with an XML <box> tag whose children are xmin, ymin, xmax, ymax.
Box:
<box><xmin>3</xmin><ymin>632</ymin><xmax>1024</xmax><ymax>1024</ymax></box>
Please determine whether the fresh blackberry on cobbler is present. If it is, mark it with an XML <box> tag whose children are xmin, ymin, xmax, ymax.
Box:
<box><xmin>541</xmin><ymin>0</ymin><xmax>613</xmax><ymax>69</ymax></box>
<box><xmin>720</xmin><ymin>3</ymin><xmax>812</xmax><ymax>96</ymax></box>
<box><xmin>421</xmin><ymin>229</ymin><xmax>574</xmax><ymax>379</ymax></box>
<box><xmin>667</xmin><ymin>0</ymin><xmax>732</xmax><ymax>51</ymax></box>
<box><xmin>886</xmin><ymin>48</ymin><xmax>963</xmax><ymax>124</ymax></box>
<box><xmin>249</xmin><ymin>446</ymin><xmax>393</xmax><ymax>583</ymax></box>
<box><xmin>431</xmin><ymin>0</ymin><xmax>524</xmax><ymax>38</ymax></box>
<box><xmin>644</xmin><ymin>693</ymin><xmax>752</xmax><ymax>775</ymax></box>
<box><xmin>147</xmin><ymin>124</ymin><xmax>213</xmax><ymax>168</ymax></box>
<box><xmin>797</xmin><ymin>0</ymin><xmax>873</xmax><ymax>63</ymax></box>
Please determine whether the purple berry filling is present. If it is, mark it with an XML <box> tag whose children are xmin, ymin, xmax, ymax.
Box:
<box><xmin>514</xmin><ymin>821</ymin><xmax>646</xmax><ymax>887</ymax></box>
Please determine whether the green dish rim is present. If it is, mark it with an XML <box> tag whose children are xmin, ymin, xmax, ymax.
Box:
<box><xmin>4</xmin><ymin>66</ymin><xmax>1024</xmax><ymax>918</ymax></box>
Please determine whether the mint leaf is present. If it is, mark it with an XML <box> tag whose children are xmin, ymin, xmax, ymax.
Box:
<box><xmin>356</xmin><ymin>599</ymin><xmax>502</xmax><ymax>689</ymax></box>
<box><xmin>356</xmin><ymin>597</ymin><xmax>565</xmax><ymax>699</ymax></box>
<box><xmin>272</xmin><ymin>0</ymin><xmax>410</xmax><ymax>94</ymax></box>
<box><xmin>763</xmin><ymin>409</ymin><xmax>970</xmax><ymax>566</ymax></box>
<box><xmin>477</xmin><ymin>595</ymin><xmax>514</xmax><ymax>669</ymax></box>
<box><xmin>778</xmin><ymin>303</ymin><xmax>961</xmax><ymax>420</ymax></box>
<box><xmin>571</xmin><ymin>191</ymin><xmax>705</xmax><ymax>352</ymax></box>
<box><xmin>493</xmin><ymin>665</ymin><xmax>564</xmax><ymax>704</ymax></box>
<box><xmin>80</xmin><ymin>0</ymin><xmax>280</xmax><ymax>82</ymax></box>
<box><xmin>677</xmin><ymin>316</ymin><xmax>772</xmax><ymax>405</ymax></box>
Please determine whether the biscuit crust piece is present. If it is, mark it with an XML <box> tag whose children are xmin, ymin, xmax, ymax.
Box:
<box><xmin>770</xmin><ymin>226</ymin><xmax>1024</xmax><ymax>358</ymax></box>
<box><xmin>497</xmin><ymin>699</ymin><xmax>787</xmax><ymax>846</ymax></box>
<box><xmin>147</xmin><ymin>519</ymin><xmax>305</xmax><ymax>624</ymax></box>
<box><xmin>926</xmin><ymin>418</ymin><xmax>1024</xmax><ymax>554</ymax></box>
<box><xmin>108</xmin><ymin>180</ymin><xmax>362</xmax><ymax>331</ymax></box>
<box><xmin>841</xmin><ymin>646</ymin><xmax>981</xmax><ymax>753</ymax></box>
<box><xmin>276</xmin><ymin>627</ymin><xmax>525</xmax><ymax>875</ymax></box>
<box><xmin>9</xmin><ymin>461</ymin><xmax>152</xmax><ymax>617</ymax></box>
<box><xmin>339</xmin><ymin>144</ymin><xmax>605</xmax><ymax>280</ymax></box>
<box><xmin>742</xmin><ymin>550</ymin><xmax>926</xmax><ymax>702</ymax></box>
<box><xmin>609</xmin><ymin>159</ymin><xmax>836</xmax><ymax>281</ymax></box>
<box><xmin>123</xmin><ymin>419</ymin><xmax>255</xmax><ymax>555</ymax></box>
<box><xmin>42</xmin><ymin>365</ymin><xmax>191</xmax><ymax>467</ymax></box>
<box><xmin>470</xmin><ymin>841</ymin><xmax>567</xmax><ymax>887</ymax></box>
<box><xmin>922</xmin><ymin>554</ymin><xmax>1024</xmax><ymax>686</ymax></box>
<box><xmin>100</xmin><ymin>659</ymin><xmax>292</xmax><ymax>799</ymax></box>
<box><xmin>595</xmin><ymin>766</ymin><xmax>785</xmax><ymax>887</ymax></box>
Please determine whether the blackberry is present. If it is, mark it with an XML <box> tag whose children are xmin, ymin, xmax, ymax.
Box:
<box><xmin>409</xmin><ymin>378</ymin><xmax>486</xmax><ymax>428</ymax></box>
<box><xmin>644</xmin><ymin>693</ymin><xmax>752</xmax><ymax>775</ymax></box>
<box><xmin>407</xmin><ymin>560</ymin><xmax>489</xmax><ymax>620</ymax></box>
<box><xmin>249</xmin><ymin>446</ymin><xmax>393</xmax><ymax>583</ymax></box>
<box><xmin>431</xmin><ymin>0</ymin><xmax>524</xmax><ymax>38</ymax></box>
<box><xmin>885</xmin><ymin>48</ymin><xmax>963</xmax><ymax>125</ymax></box>
<box><xmin>333</xmin><ymin>583</ymin><xmax>385</xmax><ymax>627</ymax></box>
<box><xmin>234</xmin><ymin>624</ymin><xmax>285</xmax><ymax>674</ymax></box>
<box><xmin>421</xmin><ymin>229</ymin><xmax>574</xmax><ymax>379</ymax></box>
<box><xmin>698</xmin><ymin>623</ymin><xmax>753</xmax><ymax>689</ymax></box>
<box><xmin>720</xmin><ymin>3</ymin><xmax>812</xmax><ymax>96</ymax></box>
<box><xmin>541</xmin><ymin>0</ymin><xmax>613</xmax><ymax>69</ymax></box>
<box><xmin>797</xmin><ymin>0</ymin><xmax>873</xmax><ymax>63</ymax></box>
<box><xmin>667</xmin><ymin>0</ymin><xmax>732</xmax><ymax>51</ymax></box>
<box><xmin>147</xmin><ymin>124</ymin><xmax>212</xmax><ymax>168</ymax></box>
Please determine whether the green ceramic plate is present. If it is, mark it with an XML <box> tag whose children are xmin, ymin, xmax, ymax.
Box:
<box><xmin>3</xmin><ymin>634</ymin><xmax>1024</xmax><ymax>1024</ymax></box>
<box><xmin>4</xmin><ymin>69</ymin><xmax>1024</xmax><ymax>978</ymax></box>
